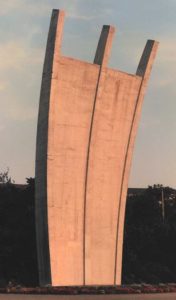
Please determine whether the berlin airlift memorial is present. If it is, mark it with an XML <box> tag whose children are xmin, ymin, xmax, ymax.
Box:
<box><xmin>35</xmin><ymin>9</ymin><xmax>158</xmax><ymax>287</ymax></box>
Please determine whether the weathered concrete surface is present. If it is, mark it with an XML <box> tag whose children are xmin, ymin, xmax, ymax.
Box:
<box><xmin>35</xmin><ymin>9</ymin><xmax>158</xmax><ymax>286</ymax></box>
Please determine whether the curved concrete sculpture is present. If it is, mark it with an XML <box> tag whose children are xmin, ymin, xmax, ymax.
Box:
<box><xmin>35</xmin><ymin>9</ymin><xmax>158</xmax><ymax>286</ymax></box>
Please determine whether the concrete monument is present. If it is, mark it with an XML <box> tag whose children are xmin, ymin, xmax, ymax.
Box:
<box><xmin>35</xmin><ymin>9</ymin><xmax>158</xmax><ymax>286</ymax></box>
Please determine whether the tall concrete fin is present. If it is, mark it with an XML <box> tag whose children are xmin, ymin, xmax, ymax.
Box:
<box><xmin>83</xmin><ymin>24</ymin><xmax>115</xmax><ymax>285</ymax></box>
<box><xmin>114</xmin><ymin>39</ymin><xmax>159</xmax><ymax>285</ymax></box>
<box><xmin>94</xmin><ymin>25</ymin><xmax>115</xmax><ymax>67</ymax></box>
<box><xmin>35</xmin><ymin>9</ymin><xmax>65</xmax><ymax>286</ymax></box>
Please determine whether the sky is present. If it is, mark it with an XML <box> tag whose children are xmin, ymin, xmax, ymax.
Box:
<box><xmin>0</xmin><ymin>0</ymin><xmax>176</xmax><ymax>187</ymax></box>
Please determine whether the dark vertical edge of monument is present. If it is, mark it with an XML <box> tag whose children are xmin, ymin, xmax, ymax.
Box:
<box><xmin>114</xmin><ymin>40</ymin><xmax>159</xmax><ymax>285</ymax></box>
<box><xmin>83</xmin><ymin>25</ymin><xmax>115</xmax><ymax>285</ymax></box>
<box><xmin>35</xmin><ymin>9</ymin><xmax>60</xmax><ymax>286</ymax></box>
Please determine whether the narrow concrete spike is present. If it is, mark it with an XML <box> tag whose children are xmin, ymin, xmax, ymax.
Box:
<box><xmin>94</xmin><ymin>25</ymin><xmax>115</xmax><ymax>67</ymax></box>
<box><xmin>136</xmin><ymin>40</ymin><xmax>159</xmax><ymax>78</ymax></box>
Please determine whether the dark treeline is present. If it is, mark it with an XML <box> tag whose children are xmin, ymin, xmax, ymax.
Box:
<box><xmin>0</xmin><ymin>170</ymin><xmax>176</xmax><ymax>286</ymax></box>
<box><xmin>123</xmin><ymin>185</ymin><xmax>176</xmax><ymax>284</ymax></box>
<box><xmin>0</xmin><ymin>172</ymin><xmax>38</xmax><ymax>286</ymax></box>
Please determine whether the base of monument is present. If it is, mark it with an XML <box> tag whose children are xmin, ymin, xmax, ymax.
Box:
<box><xmin>0</xmin><ymin>285</ymin><xmax>176</xmax><ymax>299</ymax></box>
<box><xmin>0</xmin><ymin>295</ymin><xmax>176</xmax><ymax>300</ymax></box>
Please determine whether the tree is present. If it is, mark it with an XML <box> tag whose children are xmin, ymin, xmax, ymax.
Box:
<box><xmin>123</xmin><ymin>185</ymin><xmax>176</xmax><ymax>284</ymax></box>
<box><xmin>0</xmin><ymin>169</ymin><xmax>13</xmax><ymax>184</ymax></box>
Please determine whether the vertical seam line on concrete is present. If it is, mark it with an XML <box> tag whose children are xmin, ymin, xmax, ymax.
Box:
<box><xmin>113</xmin><ymin>77</ymin><xmax>144</xmax><ymax>284</ymax></box>
<box><xmin>83</xmin><ymin>65</ymin><xmax>102</xmax><ymax>285</ymax></box>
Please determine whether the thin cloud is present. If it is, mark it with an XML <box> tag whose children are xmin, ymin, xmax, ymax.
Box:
<box><xmin>0</xmin><ymin>0</ymin><xmax>23</xmax><ymax>15</ymax></box>
<box><xmin>68</xmin><ymin>13</ymin><xmax>96</xmax><ymax>21</ymax></box>
<box><xmin>0</xmin><ymin>0</ymin><xmax>51</xmax><ymax>16</ymax></box>
<box><xmin>0</xmin><ymin>40</ymin><xmax>43</xmax><ymax>70</ymax></box>
<box><xmin>149</xmin><ymin>36</ymin><xmax>176</xmax><ymax>88</ymax></box>
<box><xmin>0</xmin><ymin>125</ymin><xmax>5</xmax><ymax>132</ymax></box>
<box><xmin>158</xmin><ymin>38</ymin><xmax>176</xmax><ymax>64</ymax></box>
<box><xmin>7</xmin><ymin>104</ymin><xmax>37</xmax><ymax>121</ymax></box>
<box><xmin>0</xmin><ymin>81</ymin><xmax>7</xmax><ymax>92</ymax></box>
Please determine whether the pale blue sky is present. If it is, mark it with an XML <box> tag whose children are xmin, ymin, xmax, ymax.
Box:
<box><xmin>0</xmin><ymin>0</ymin><xmax>176</xmax><ymax>187</ymax></box>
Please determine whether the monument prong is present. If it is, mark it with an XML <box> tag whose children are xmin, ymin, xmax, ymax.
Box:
<box><xmin>94</xmin><ymin>25</ymin><xmax>115</xmax><ymax>67</ymax></box>
<box><xmin>51</xmin><ymin>9</ymin><xmax>65</xmax><ymax>76</ymax></box>
<box><xmin>136</xmin><ymin>39</ymin><xmax>159</xmax><ymax>78</ymax></box>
